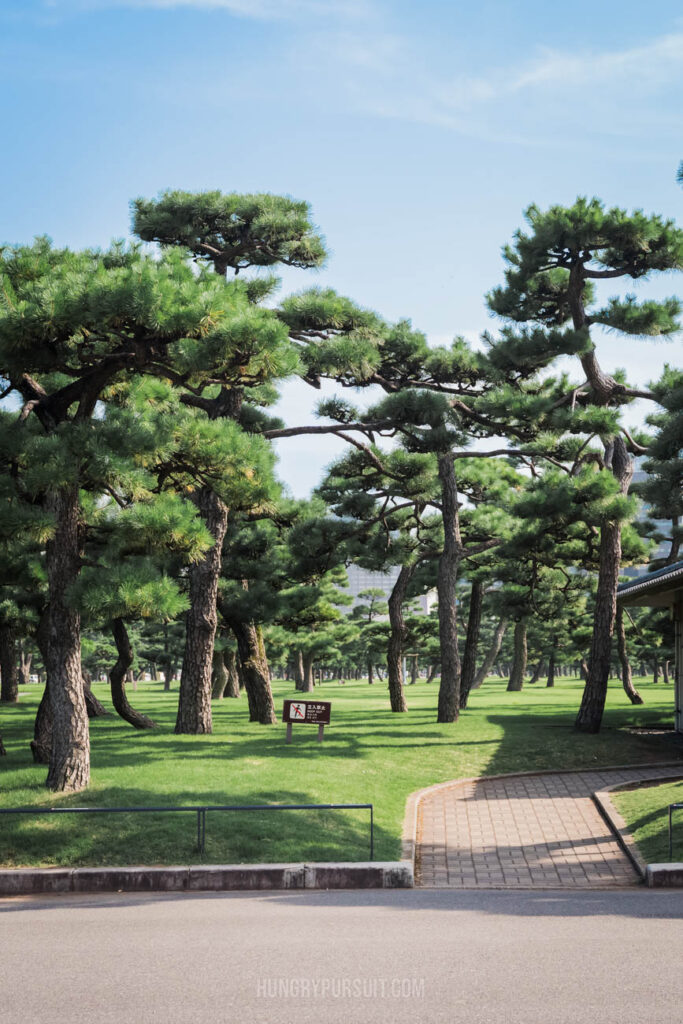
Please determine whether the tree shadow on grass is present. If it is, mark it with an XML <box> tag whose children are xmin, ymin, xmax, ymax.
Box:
<box><xmin>0</xmin><ymin>786</ymin><xmax>386</xmax><ymax>869</ymax></box>
<box><xmin>74</xmin><ymin>709</ymin><xmax>503</xmax><ymax>773</ymax></box>
<box><xmin>479</xmin><ymin>711</ymin><xmax>683</xmax><ymax>781</ymax></box>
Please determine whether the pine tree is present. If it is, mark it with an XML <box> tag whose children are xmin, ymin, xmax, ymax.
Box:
<box><xmin>634</xmin><ymin>366</ymin><xmax>683</xmax><ymax>567</ymax></box>
<box><xmin>0</xmin><ymin>240</ymin><xmax>274</xmax><ymax>789</ymax></box>
<box><xmin>295</xmin><ymin>312</ymin><xmax>591</xmax><ymax>721</ymax></box>
<box><xmin>76</xmin><ymin>484</ymin><xmax>212</xmax><ymax>728</ymax></box>
<box><xmin>487</xmin><ymin>197</ymin><xmax>683</xmax><ymax>732</ymax></box>
<box><xmin>216</xmin><ymin>498</ymin><xmax>352</xmax><ymax>715</ymax></box>
<box><xmin>126</xmin><ymin>376</ymin><xmax>279</xmax><ymax>731</ymax></box>
<box><xmin>349</xmin><ymin>589</ymin><xmax>388</xmax><ymax>685</ymax></box>
<box><xmin>277</xmin><ymin>566</ymin><xmax>352</xmax><ymax>691</ymax></box>
<box><xmin>318</xmin><ymin>439</ymin><xmax>443</xmax><ymax>712</ymax></box>
<box><xmin>132</xmin><ymin>189</ymin><xmax>329</xmax><ymax>729</ymax></box>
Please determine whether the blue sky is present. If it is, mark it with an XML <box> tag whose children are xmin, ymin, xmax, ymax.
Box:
<box><xmin>2</xmin><ymin>1</ymin><xmax>683</xmax><ymax>493</ymax></box>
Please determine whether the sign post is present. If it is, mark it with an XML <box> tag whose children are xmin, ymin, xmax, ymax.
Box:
<box><xmin>282</xmin><ymin>700</ymin><xmax>331</xmax><ymax>743</ymax></box>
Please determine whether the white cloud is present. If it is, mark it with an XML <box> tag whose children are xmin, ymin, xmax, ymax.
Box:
<box><xmin>315</xmin><ymin>27</ymin><xmax>683</xmax><ymax>145</ymax></box>
<box><xmin>510</xmin><ymin>32</ymin><xmax>683</xmax><ymax>94</ymax></box>
<box><xmin>35</xmin><ymin>5</ymin><xmax>683</xmax><ymax>150</ymax></box>
<box><xmin>413</xmin><ymin>30</ymin><xmax>683</xmax><ymax>126</ymax></box>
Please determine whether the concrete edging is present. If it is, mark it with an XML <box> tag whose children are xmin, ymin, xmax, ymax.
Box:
<box><xmin>0</xmin><ymin>860</ymin><xmax>413</xmax><ymax>897</ymax></box>
<box><xmin>645</xmin><ymin>863</ymin><xmax>683</xmax><ymax>887</ymax></box>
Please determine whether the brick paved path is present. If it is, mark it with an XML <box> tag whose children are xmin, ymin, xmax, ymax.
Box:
<box><xmin>416</xmin><ymin>765</ymin><xmax>682</xmax><ymax>889</ymax></box>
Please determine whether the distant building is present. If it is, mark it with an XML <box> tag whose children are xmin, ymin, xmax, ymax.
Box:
<box><xmin>621</xmin><ymin>466</ymin><xmax>673</xmax><ymax>579</ymax></box>
<box><xmin>342</xmin><ymin>564</ymin><xmax>436</xmax><ymax>615</ymax></box>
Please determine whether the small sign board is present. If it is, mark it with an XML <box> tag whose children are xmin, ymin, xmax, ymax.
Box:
<box><xmin>282</xmin><ymin>700</ymin><xmax>331</xmax><ymax>743</ymax></box>
<box><xmin>282</xmin><ymin>700</ymin><xmax>331</xmax><ymax>725</ymax></box>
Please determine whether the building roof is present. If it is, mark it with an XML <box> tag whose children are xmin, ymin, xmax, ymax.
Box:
<box><xmin>617</xmin><ymin>560</ymin><xmax>683</xmax><ymax>608</ymax></box>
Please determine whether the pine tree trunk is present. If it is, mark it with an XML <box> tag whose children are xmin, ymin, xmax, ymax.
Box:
<box><xmin>436</xmin><ymin>454</ymin><xmax>463</xmax><ymax>723</ymax></box>
<box><xmin>211</xmin><ymin>649</ymin><xmax>229</xmax><ymax>699</ymax></box>
<box><xmin>19</xmin><ymin>645</ymin><xmax>32</xmax><ymax>689</ymax></box>
<box><xmin>546</xmin><ymin>639</ymin><xmax>557</xmax><ymax>688</ymax></box>
<box><xmin>507</xmin><ymin>622</ymin><xmax>527</xmax><ymax>692</ymax></box>
<box><xmin>226</xmin><ymin>618</ymin><xmax>276</xmax><ymax>723</ymax></box>
<box><xmin>653</xmin><ymin>660</ymin><xmax>660</xmax><ymax>684</ymax></box>
<box><xmin>31</xmin><ymin>683</ymin><xmax>52</xmax><ymax>763</ymax></box>
<box><xmin>44</xmin><ymin>485</ymin><xmax>89</xmax><ymax>792</ymax></box>
<box><xmin>294</xmin><ymin>649</ymin><xmax>305</xmax><ymax>691</ymax></box>
<box><xmin>224</xmin><ymin>650</ymin><xmax>240</xmax><ymax>698</ymax></box>
<box><xmin>0</xmin><ymin>623</ymin><xmax>18</xmax><ymax>703</ymax></box>
<box><xmin>367</xmin><ymin>660</ymin><xmax>374</xmax><ymax>685</ymax></box>
<box><xmin>666</xmin><ymin>516</ymin><xmax>681</xmax><ymax>565</ymax></box>
<box><xmin>82</xmin><ymin>672</ymin><xmax>109</xmax><ymax>718</ymax></box>
<box><xmin>387</xmin><ymin>564</ymin><xmax>413</xmax><ymax>713</ymax></box>
<box><xmin>110</xmin><ymin>619</ymin><xmax>156</xmax><ymax>729</ymax></box>
<box><xmin>663</xmin><ymin>660</ymin><xmax>671</xmax><ymax>685</ymax></box>
<box><xmin>257</xmin><ymin>626</ymin><xmax>271</xmax><ymax>684</ymax></box>
<box><xmin>576</xmin><ymin>437</ymin><xmax>633</xmax><ymax>733</ymax></box>
<box><xmin>410</xmin><ymin>655</ymin><xmax>418</xmax><ymax>685</ymax></box>
<box><xmin>236</xmin><ymin>652</ymin><xmax>246</xmax><ymax>691</ymax></box>
<box><xmin>163</xmin><ymin>661</ymin><xmax>173</xmax><ymax>691</ymax></box>
<box><xmin>176</xmin><ymin>488</ymin><xmax>228</xmax><ymax>735</ymax></box>
<box><xmin>460</xmin><ymin>579</ymin><xmax>484</xmax><ymax>708</ymax></box>
<box><xmin>162</xmin><ymin>623</ymin><xmax>172</xmax><ymax>691</ymax></box>
<box><xmin>472</xmin><ymin>620</ymin><xmax>508</xmax><ymax>690</ymax></box>
<box><xmin>0</xmin><ymin>730</ymin><xmax>5</xmax><ymax>756</ymax></box>
<box><xmin>426</xmin><ymin>663</ymin><xmax>439</xmax><ymax>683</ymax></box>
<box><xmin>615</xmin><ymin>607</ymin><xmax>644</xmax><ymax>705</ymax></box>
<box><xmin>302</xmin><ymin>652</ymin><xmax>315</xmax><ymax>693</ymax></box>
<box><xmin>575</xmin><ymin>519</ymin><xmax>621</xmax><ymax>730</ymax></box>
<box><xmin>528</xmin><ymin>659</ymin><xmax>543</xmax><ymax>685</ymax></box>
<box><xmin>30</xmin><ymin>613</ymin><xmax>52</xmax><ymax>764</ymax></box>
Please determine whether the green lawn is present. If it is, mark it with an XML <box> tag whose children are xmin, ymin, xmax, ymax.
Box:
<box><xmin>613</xmin><ymin>779</ymin><xmax>683</xmax><ymax>864</ymax></box>
<box><xmin>1</xmin><ymin>675</ymin><xmax>681</xmax><ymax>867</ymax></box>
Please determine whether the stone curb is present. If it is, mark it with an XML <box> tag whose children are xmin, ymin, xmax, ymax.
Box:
<box><xmin>401</xmin><ymin>761</ymin><xmax>683</xmax><ymax>884</ymax></box>
<box><xmin>592</xmin><ymin>773</ymin><xmax>683</xmax><ymax>886</ymax></box>
<box><xmin>646</xmin><ymin>863</ymin><xmax>683</xmax><ymax>887</ymax></box>
<box><xmin>0</xmin><ymin>860</ymin><xmax>413</xmax><ymax>896</ymax></box>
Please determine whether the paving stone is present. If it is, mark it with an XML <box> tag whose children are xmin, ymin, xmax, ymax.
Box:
<box><xmin>416</xmin><ymin>766</ymin><xmax>680</xmax><ymax>890</ymax></box>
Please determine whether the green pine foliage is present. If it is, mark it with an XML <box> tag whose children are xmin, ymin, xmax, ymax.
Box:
<box><xmin>635</xmin><ymin>365</ymin><xmax>683</xmax><ymax>566</ymax></box>
<box><xmin>132</xmin><ymin>190</ymin><xmax>327</xmax><ymax>273</ymax></box>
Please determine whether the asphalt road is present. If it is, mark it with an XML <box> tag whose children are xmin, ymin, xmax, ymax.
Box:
<box><xmin>2</xmin><ymin>888</ymin><xmax>683</xmax><ymax>1024</ymax></box>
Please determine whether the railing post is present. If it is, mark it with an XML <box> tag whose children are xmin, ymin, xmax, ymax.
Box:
<box><xmin>370</xmin><ymin>805</ymin><xmax>374</xmax><ymax>861</ymax></box>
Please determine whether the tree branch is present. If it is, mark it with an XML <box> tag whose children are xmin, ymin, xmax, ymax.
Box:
<box><xmin>583</xmin><ymin>268</ymin><xmax>629</xmax><ymax>279</ymax></box>
<box><xmin>620</xmin><ymin>426</ymin><xmax>650</xmax><ymax>455</ymax></box>
<box><xmin>263</xmin><ymin>419</ymin><xmax>396</xmax><ymax>440</ymax></box>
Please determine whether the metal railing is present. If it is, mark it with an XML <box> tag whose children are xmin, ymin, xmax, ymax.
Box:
<box><xmin>0</xmin><ymin>802</ymin><xmax>374</xmax><ymax>860</ymax></box>
<box><xmin>668</xmin><ymin>802</ymin><xmax>683</xmax><ymax>861</ymax></box>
